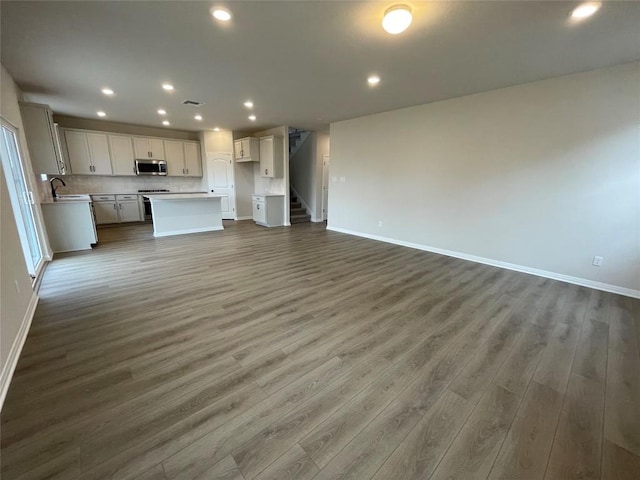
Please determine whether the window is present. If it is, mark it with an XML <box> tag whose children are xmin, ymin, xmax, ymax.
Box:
<box><xmin>0</xmin><ymin>119</ymin><xmax>43</xmax><ymax>276</ymax></box>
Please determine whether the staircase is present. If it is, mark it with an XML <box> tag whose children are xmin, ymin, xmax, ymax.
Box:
<box><xmin>289</xmin><ymin>128</ymin><xmax>310</xmax><ymax>158</ymax></box>
<box><xmin>289</xmin><ymin>128</ymin><xmax>312</xmax><ymax>224</ymax></box>
<box><xmin>290</xmin><ymin>194</ymin><xmax>310</xmax><ymax>224</ymax></box>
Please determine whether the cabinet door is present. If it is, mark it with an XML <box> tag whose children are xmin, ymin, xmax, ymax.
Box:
<box><xmin>65</xmin><ymin>130</ymin><xmax>92</xmax><ymax>174</ymax></box>
<box><xmin>108</xmin><ymin>135</ymin><xmax>135</xmax><ymax>176</ymax></box>
<box><xmin>234</xmin><ymin>140</ymin><xmax>244</xmax><ymax>160</ymax></box>
<box><xmin>252</xmin><ymin>200</ymin><xmax>266</xmax><ymax>224</ymax></box>
<box><xmin>259</xmin><ymin>137</ymin><xmax>275</xmax><ymax>177</ymax></box>
<box><xmin>133</xmin><ymin>137</ymin><xmax>150</xmax><ymax>159</ymax></box>
<box><xmin>183</xmin><ymin>142</ymin><xmax>201</xmax><ymax>176</ymax></box>
<box><xmin>149</xmin><ymin>138</ymin><xmax>165</xmax><ymax>160</ymax></box>
<box><xmin>19</xmin><ymin>103</ymin><xmax>63</xmax><ymax>175</ymax></box>
<box><xmin>164</xmin><ymin>140</ymin><xmax>184</xmax><ymax>176</ymax></box>
<box><xmin>86</xmin><ymin>133</ymin><xmax>112</xmax><ymax>175</ymax></box>
<box><xmin>93</xmin><ymin>201</ymin><xmax>119</xmax><ymax>224</ymax></box>
<box><xmin>118</xmin><ymin>201</ymin><xmax>142</xmax><ymax>222</ymax></box>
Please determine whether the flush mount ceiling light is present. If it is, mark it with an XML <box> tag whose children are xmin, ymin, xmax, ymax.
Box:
<box><xmin>244</xmin><ymin>101</ymin><xmax>254</xmax><ymax>108</ymax></box>
<box><xmin>571</xmin><ymin>2</ymin><xmax>601</xmax><ymax>19</ymax></box>
<box><xmin>248</xmin><ymin>115</ymin><xmax>256</xmax><ymax>121</ymax></box>
<box><xmin>368</xmin><ymin>75</ymin><xmax>381</xmax><ymax>86</ymax></box>
<box><xmin>157</xmin><ymin>109</ymin><xmax>167</xmax><ymax>115</ymax></box>
<box><xmin>101</xmin><ymin>88</ymin><xmax>114</xmax><ymax>96</ymax></box>
<box><xmin>382</xmin><ymin>4</ymin><xmax>412</xmax><ymax>34</ymax></box>
<box><xmin>211</xmin><ymin>8</ymin><xmax>232</xmax><ymax>21</ymax></box>
<box><xmin>162</xmin><ymin>83</ymin><xmax>174</xmax><ymax>91</ymax></box>
<box><xmin>194</xmin><ymin>115</ymin><xmax>203</xmax><ymax>121</ymax></box>
<box><xmin>96</xmin><ymin>111</ymin><xmax>106</xmax><ymax>117</ymax></box>
<box><xmin>162</xmin><ymin>120</ymin><xmax>170</xmax><ymax>126</ymax></box>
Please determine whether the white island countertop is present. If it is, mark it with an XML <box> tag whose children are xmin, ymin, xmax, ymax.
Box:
<box><xmin>145</xmin><ymin>193</ymin><xmax>224</xmax><ymax>237</ymax></box>
<box><xmin>143</xmin><ymin>193</ymin><xmax>220</xmax><ymax>200</ymax></box>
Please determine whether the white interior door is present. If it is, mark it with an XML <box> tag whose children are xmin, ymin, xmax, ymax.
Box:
<box><xmin>207</xmin><ymin>152</ymin><xmax>235</xmax><ymax>219</ymax></box>
<box><xmin>322</xmin><ymin>154</ymin><xmax>330</xmax><ymax>221</ymax></box>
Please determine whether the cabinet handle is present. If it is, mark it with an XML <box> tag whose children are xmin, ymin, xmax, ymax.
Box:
<box><xmin>186</xmin><ymin>168</ymin><xmax>189</xmax><ymax>174</ymax></box>
<box><xmin>148</xmin><ymin>151</ymin><xmax>152</xmax><ymax>157</ymax></box>
<box><xmin>182</xmin><ymin>168</ymin><xmax>185</xmax><ymax>174</ymax></box>
<box><xmin>265</xmin><ymin>168</ymin><xmax>268</xmax><ymax>175</ymax></box>
<box><xmin>257</xmin><ymin>204</ymin><xmax>260</xmax><ymax>210</ymax></box>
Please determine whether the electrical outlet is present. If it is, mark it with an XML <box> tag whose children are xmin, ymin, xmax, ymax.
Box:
<box><xmin>378</xmin><ymin>221</ymin><xmax>383</xmax><ymax>227</ymax></box>
<box><xmin>592</xmin><ymin>256</ymin><xmax>603</xmax><ymax>267</ymax></box>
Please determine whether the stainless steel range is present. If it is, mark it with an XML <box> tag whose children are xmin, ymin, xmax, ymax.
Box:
<box><xmin>138</xmin><ymin>189</ymin><xmax>169</xmax><ymax>220</ymax></box>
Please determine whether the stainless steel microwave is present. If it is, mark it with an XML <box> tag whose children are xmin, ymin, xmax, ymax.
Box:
<box><xmin>135</xmin><ymin>159</ymin><xmax>167</xmax><ymax>176</ymax></box>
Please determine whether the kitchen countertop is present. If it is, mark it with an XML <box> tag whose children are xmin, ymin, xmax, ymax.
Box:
<box><xmin>40</xmin><ymin>194</ymin><xmax>91</xmax><ymax>204</ymax></box>
<box><xmin>144</xmin><ymin>193</ymin><xmax>222</xmax><ymax>200</ymax></box>
<box><xmin>88</xmin><ymin>191</ymin><xmax>207</xmax><ymax>196</ymax></box>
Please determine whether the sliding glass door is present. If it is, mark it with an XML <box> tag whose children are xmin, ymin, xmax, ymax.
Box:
<box><xmin>0</xmin><ymin>119</ymin><xmax>42</xmax><ymax>275</ymax></box>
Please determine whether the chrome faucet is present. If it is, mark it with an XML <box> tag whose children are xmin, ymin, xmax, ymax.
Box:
<box><xmin>50</xmin><ymin>177</ymin><xmax>66</xmax><ymax>199</ymax></box>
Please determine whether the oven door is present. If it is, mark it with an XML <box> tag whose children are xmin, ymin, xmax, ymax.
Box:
<box><xmin>143</xmin><ymin>197</ymin><xmax>152</xmax><ymax>220</ymax></box>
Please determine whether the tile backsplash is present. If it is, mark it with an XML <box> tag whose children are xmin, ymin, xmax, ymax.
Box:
<box><xmin>36</xmin><ymin>175</ymin><xmax>205</xmax><ymax>201</ymax></box>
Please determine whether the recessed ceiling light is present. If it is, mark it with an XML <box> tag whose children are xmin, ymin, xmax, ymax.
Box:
<box><xmin>162</xmin><ymin>83</ymin><xmax>174</xmax><ymax>91</ymax></box>
<box><xmin>248</xmin><ymin>115</ymin><xmax>256</xmax><ymax>121</ymax></box>
<box><xmin>162</xmin><ymin>120</ymin><xmax>170</xmax><ymax>126</ymax></box>
<box><xmin>244</xmin><ymin>101</ymin><xmax>254</xmax><ymax>108</ymax></box>
<box><xmin>571</xmin><ymin>2</ymin><xmax>601</xmax><ymax>19</ymax></box>
<box><xmin>212</xmin><ymin>8</ymin><xmax>232</xmax><ymax>21</ymax></box>
<box><xmin>194</xmin><ymin>115</ymin><xmax>203</xmax><ymax>121</ymax></box>
<box><xmin>382</xmin><ymin>5</ymin><xmax>413</xmax><ymax>34</ymax></box>
<box><xmin>101</xmin><ymin>88</ymin><xmax>114</xmax><ymax>96</ymax></box>
<box><xmin>214</xmin><ymin>127</ymin><xmax>220</xmax><ymax>132</ymax></box>
<box><xmin>157</xmin><ymin>109</ymin><xmax>167</xmax><ymax>115</ymax></box>
<box><xmin>96</xmin><ymin>111</ymin><xmax>106</xmax><ymax>117</ymax></box>
<box><xmin>368</xmin><ymin>75</ymin><xmax>381</xmax><ymax>86</ymax></box>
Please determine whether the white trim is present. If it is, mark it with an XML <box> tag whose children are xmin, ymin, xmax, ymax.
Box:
<box><xmin>235</xmin><ymin>216</ymin><xmax>253</xmax><ymax>221</ymax></box>
<box><xmin>153</xmin><ymin>226</ymin><xmax>224</xmax><ymax>237</ymax></box>
<box><xmin>327</xmin><ymin>226</ymin><xmax>640</xmax><ymax>299</ymax></box>
<box><xmin>0</xmin><ymin>293</ymin><xmax>38</xmax><ymax>411</ymax></box>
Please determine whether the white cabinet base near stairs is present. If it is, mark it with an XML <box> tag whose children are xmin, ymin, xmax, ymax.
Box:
<box><xmin>252</xmin><ymin>195</ymin><xmax>285</xmax><ymax>227</ymax></box>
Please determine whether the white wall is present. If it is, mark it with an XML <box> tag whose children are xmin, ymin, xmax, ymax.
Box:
<box><xmin>328</xmin><ymin>62</ymin><xmax>640</xmax><ymax>296</ymax></box>
<box><xmin>1</xmin><ymin>64</ymin><xmax>41</xmax><ymax>407</ymax></box>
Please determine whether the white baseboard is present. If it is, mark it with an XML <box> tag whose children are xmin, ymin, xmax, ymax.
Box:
<box><xmin>0</xmin><ymin>292</ymin><xmax>38</xmax><ymax>411</ymax></box>
<box><xmin>236</xmin><ymin>216</ymin><xmax>253</xmax><ymax>221</ymax></box>
<box><xmin>327</xmin><ymin>226</ymin><xmax>640</xmax><ymax>299</ymax></box>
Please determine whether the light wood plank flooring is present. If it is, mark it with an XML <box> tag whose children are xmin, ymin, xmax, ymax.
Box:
<box><xmin>2</xmin><ymin>221</ymin><xmax>639</xmax><ymax>480</ymax></box>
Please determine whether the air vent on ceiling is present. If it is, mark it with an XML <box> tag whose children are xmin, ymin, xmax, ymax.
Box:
<box><xmin>182</xmin><ymin>99</ymin><xmax>204</xmax><ymax>106</ymax></box>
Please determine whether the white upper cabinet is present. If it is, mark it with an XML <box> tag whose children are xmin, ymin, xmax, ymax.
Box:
<box><xmin>64</xmin><ymin>130</ymin><xmax>112</xmax><ymax>175</ymax></box>
<box><xmin>259</xmin><ymin>135</ymin><xmax>283</xmax><ymax>178</ymax></box>
<box><xmin>164</xmin><ymin>140</ymin><xmax>202</xmax><ymax>176</ymax></box>
<box><xmin>108</xmin><ymin>135</ymin><xmax>136</xmax><ymax>176</ymax></box>
<box><xmin>164</xmin><ymin>140</ymin><xmax>185</xmax><ymax>176</ymax></box>
<box><xmin>86</xmin><ymin>133</ymin><xmax>112</xmax><ymax>175</ymax></box>
<box><xmin>183</xmin><ymin>142</ymin><xmax>202</xmax><ymax>176</ymax></box>
<box><xmin>133</xmin><ymin>137</ymin><xmax>165</xmax><ymax>160</ymax></box>
<box><xmin>234</xmin><ymin>137</ymin><xmax>259</xmax><ymax>162</ymax></box>
<box><xmin>19</xmin><ymin>102</ymin><xmax>66</xmax><ymax>175</ymax></box>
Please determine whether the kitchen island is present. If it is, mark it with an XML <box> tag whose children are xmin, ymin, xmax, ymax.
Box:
<box><xmin>144</xmin><ymin>193</ymin><xmax>224</xmax><ymax>237</ymax></box>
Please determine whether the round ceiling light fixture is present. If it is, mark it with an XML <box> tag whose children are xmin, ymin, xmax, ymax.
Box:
<box><xmin>212</xmin><ymin>8</ymin><xmax>232</xmax><ymax>22</ymax></box>
<box><xmin>382</xmin><ymin>4</ymin><xmax>413</xmax><ymax>34</ymax></box>
<box><xmin>571</xmin><ymin>2</ymin><xmax>601</xmax><ymax>19</ymax></box>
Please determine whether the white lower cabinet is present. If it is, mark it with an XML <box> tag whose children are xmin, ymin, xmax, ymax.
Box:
<box><xmin>252</xmin><ymin>195</ymin><xmax>285</xmax><ymax>227</ymax></box>
<box><xmin>92</xmin><ymin>194</ymin><xmax>142</xmax><ymax>224</ymax></box>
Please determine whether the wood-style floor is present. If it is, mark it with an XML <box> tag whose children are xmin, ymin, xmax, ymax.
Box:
<box><xmin>2</xmin><ymin>221</ymin><xmax>639</xmax><ymax>480</ymax></box>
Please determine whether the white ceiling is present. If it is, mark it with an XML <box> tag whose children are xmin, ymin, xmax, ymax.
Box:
<box><xmin>2</xmin><ymin>1</ymin><xmax>639</xmax><ymax>133</ymax></box>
